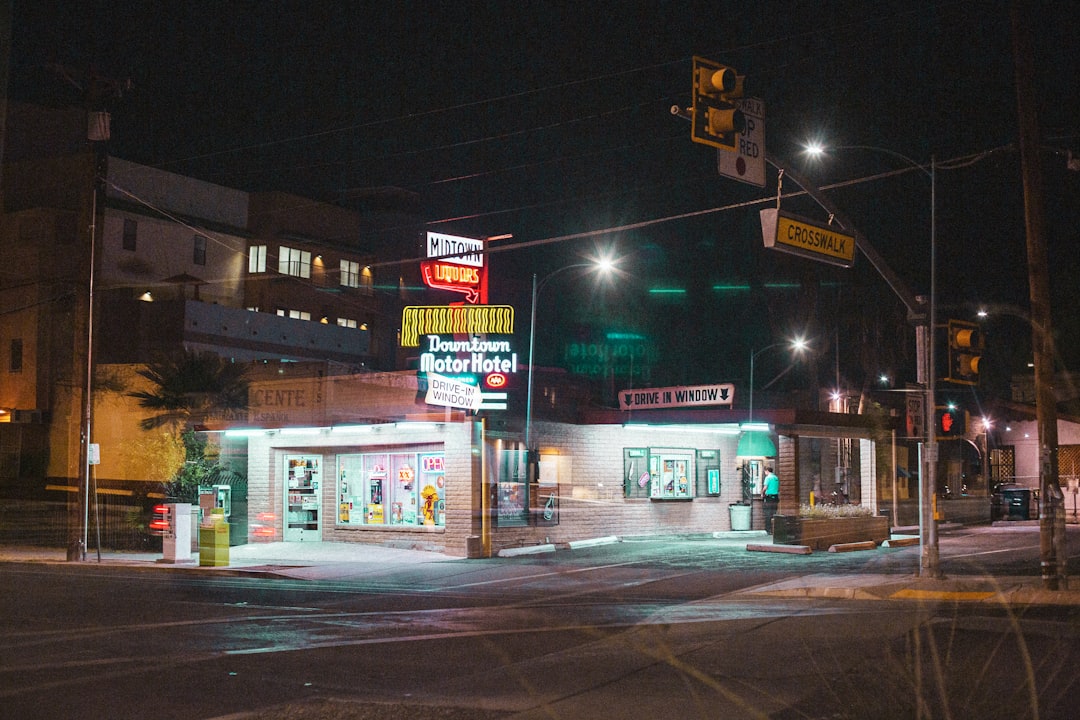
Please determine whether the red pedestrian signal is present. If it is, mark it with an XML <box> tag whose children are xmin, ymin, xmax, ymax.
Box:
<box><xmin>935</xmin><ymin>406</ymin><xmax>965</xmax><ymax>439</ymax></box>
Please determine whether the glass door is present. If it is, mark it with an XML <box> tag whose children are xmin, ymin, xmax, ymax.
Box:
<box><xmin>284</xmin><ymin>455</ymin><xmax>322</xmax><ymax>541</ymax></box>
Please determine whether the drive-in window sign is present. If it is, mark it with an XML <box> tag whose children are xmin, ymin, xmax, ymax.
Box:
<box><xmin>425</xmin><ymin>372</ymin><xmax>482</xmax><ymax>411</ymax></box>
<box><xmin>760</xmin><ymin>208</ymin><xmax>856</xmax><ymax>268</ymax></box>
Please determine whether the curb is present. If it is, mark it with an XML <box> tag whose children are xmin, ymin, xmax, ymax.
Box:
<box><xmin>746</xmin><ymin>543</ymin><xmax>811</xmax><ymax>555</ymax></box>
<box><xmin>497</xmin><ymin>544</ymin><xmax>556</xmax><ymax>557</ymax></box>
<box><xmin>567</xmin><ymin>536</ymin><xmax>621</xmax><ymax>549</ymax></box>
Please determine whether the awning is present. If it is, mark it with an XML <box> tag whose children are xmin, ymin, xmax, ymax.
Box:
<box><xmin>737</xmin><ymin>430</ymin><xmax>776</xmax><ymax>457</ymax></box>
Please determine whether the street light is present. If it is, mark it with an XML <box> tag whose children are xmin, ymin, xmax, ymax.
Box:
<box><xmin>804</xmin><ymin>141</ymin><xmax>940</xmax><ymax>578</ymax></box>
<box><xmin>747</xmin><ymin>337</ymin><xmax>807</xmax><ymax>424</ymax></box>
<box><xmin>525</xmin><ymin>257</ymin><xmax>615</xmax><ymax>452</ymax></box>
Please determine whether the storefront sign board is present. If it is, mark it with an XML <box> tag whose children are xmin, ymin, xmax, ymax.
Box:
<box><xmin>424</xmin><ymin>372</ymin><xmax>483</xmax><ymax>411</ymax></box>
<box><xmin>619</xmin><ymin>383</ymin><xmax>735</xmax><ymax>410</ymax></box>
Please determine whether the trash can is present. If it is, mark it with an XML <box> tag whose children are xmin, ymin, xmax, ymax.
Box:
<box><xmin>199</xmin><ymin>508</ymin><xmax>230</xmax><ymax>566</ymax></box>
<box><xmin>1001</xmin><ymin>486</ymin><xmax>1032</xmax><ymax>521</ymax></box>
<box><xmin>729</xmin><ymin>503</ymin><xmax>752</xmax><ymax>531</ymax></box>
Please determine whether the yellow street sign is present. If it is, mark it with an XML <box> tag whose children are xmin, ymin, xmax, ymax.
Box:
<box><xmin>760</xmin><ymin>208</ymin><xmax>856</xmax><ymax>268</ymax></box>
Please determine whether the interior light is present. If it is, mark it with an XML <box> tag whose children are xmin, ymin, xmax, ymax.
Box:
<box><xmin>739</xmin><ymin>422</ymin><xmax>772</xmax><ymax>432</ymax></box>
<box><xmin>279</xmin><ymin>427</ymin><xmax>325</xmax><ymax>436</ymax></box>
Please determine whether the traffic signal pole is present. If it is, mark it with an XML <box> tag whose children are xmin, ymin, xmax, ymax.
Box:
<box><xmin>765</xmin><ymin>153</ymin><xmax>942</xmax><ymax>578</ymax></box>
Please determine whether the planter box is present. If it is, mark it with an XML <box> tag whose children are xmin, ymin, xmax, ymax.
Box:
<box><xmin>772</xmin><ymin>515</ymin><xmax>890</xmax><ymax>550</ymax></box>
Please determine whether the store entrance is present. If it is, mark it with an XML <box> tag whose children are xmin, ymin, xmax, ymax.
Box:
<box><xmin>284</xmin><ymin>455</ymin><xmax>322</xmax><ymax>541</ymax></box>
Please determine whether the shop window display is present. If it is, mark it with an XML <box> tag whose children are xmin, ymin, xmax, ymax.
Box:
<box><xmin>623</xmin><ymin>447</ymin><xmax>704</xmax><ymax>500</ymax></box>
<box><xmin>337</xmin><ymin>451</ymin><xmax>445</xmax><ymax>528</ymax></box>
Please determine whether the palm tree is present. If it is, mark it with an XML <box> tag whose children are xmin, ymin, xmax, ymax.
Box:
<box><xmin>129</xmin><ymin>350</ymin><xmax>250</xmax><ymax>502</ymax></box>
<box><xmin>129</xmin><ymin>350</ymin><xmax>250</xmax><ymax>431</ymax></box>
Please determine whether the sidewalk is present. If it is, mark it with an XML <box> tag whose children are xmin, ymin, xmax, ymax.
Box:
<box><xmin>3</xmin><ymin>528</ymin><xmax>1078</xmax><ymax>606</ymax></box>
<box><xmin>742</xmin><ymin>572</ymin><xmax>1080</xmax><ymax>606</ymax></box>
<box><xmin>0</xmin><ymin>540</ymin><xmax>459</xmax><ymax>580</ymax></box>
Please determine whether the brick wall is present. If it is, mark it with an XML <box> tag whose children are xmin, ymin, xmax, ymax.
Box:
<box><xmin>243</xmin><ymin>419</ymin><xmax>879</xmax><ymax>557</ymax></box>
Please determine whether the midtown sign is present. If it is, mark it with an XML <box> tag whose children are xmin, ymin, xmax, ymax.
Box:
<box><xmin>619</xmin><ymin>383</ymin><xmax>735</xmax><ymax>411</ymax></box>
<box><xmin>424</xmin><ymin>232</ymin><xmax>487</xmax><ymax>304</ymax></box>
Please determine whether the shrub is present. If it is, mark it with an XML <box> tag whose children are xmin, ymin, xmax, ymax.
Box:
<box><xmin>798</xmin><ymin>503</ymin><xmax>875</xmax><ymax>519</ymax></box>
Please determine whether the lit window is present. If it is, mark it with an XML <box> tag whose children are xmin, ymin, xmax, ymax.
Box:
<box><xmin>248</xmin><ymin>245</ymin><xmax>267</xmax><ymax>273</ymax></box>
<box><xmin>340</xmin><ymin>260</ymin><xmax>360</xmax><ymax>288</ymax></box>
<box><xmin>193</xmin><ymin>235</ymin><xmax>207</xmax><ymax>266</ymax></box>
<box><xmin>337</xmin><ymin>318</ymin><xmax>358</xmax><ymax>329</ymax></box>
<box><xmin>337</xmin><ymin>452</ymin><xmax>446</xmax><ymax>528</ymax></box>
<box><xmin>278</xmin><ymin>246</ymin><xmax>311</xmax><ymax>278</ymax></box>
<box><xmin>276</xmin><ymin>309</ymin><xmax>311</xmax><ymax>321</ymax></box>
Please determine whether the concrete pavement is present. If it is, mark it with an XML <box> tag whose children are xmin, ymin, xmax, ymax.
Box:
<box><xmin>3</xmin><ymin>525</ymin><xmax>1079</xmax><ymax>606</ymax></box>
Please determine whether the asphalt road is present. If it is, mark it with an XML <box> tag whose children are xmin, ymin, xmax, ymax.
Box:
<box><xmin>1</xmin><ymin>526</ymin><xmax>1077</xmax><ymax>719</ymax></box>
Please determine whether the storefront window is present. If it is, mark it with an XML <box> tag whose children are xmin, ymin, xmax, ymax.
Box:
<box><xmin>623</xmin><ymin>447</ymin><xmax>702</xmax><ymax>500</ymax></box>
<box><xmin>651</xmin><ymin>453</ymin><xmax>694</xmax><ymax>499</ymax></box>
<box><xmin>337</xmin><ymin>451</ymin><xmax>445</xmax><ymax>528</ymax></box>
<box><xmin>496</xmin><ymin>448</ymin><xmax>529</xmax><ymax>527</ymax></box>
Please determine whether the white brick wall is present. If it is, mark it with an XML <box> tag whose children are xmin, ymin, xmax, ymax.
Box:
<box><xmin>243</xmin><ymin>418</ymin><xmax>877</xmax><ymax>556</ymax></box>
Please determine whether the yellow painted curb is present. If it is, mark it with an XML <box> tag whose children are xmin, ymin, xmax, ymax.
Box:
<box><xmin>890</xmin><ymin>588</ymin><xmax>995</xmax><ymax>601</ymax></box>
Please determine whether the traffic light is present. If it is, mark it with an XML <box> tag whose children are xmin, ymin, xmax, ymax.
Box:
<box><xmin>691</xmin><ymin>56</ymin><xmax>746</xmax><ymax>151</ymax></box>
<box><xmin>935</xmin><ymin>405</ymin><xmax>966</xmax><ymax>439</ymax></box>
<box><xmin>946</xmin><ymin>319</ymin><xmax>982</xmax><ymax>385</ymax></box>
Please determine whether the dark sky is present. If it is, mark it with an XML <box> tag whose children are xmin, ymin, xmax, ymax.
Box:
<box><xmin>8</xmin><ymin>1</ymin><xmax>1080</xmax><ymax>396</ymax></box>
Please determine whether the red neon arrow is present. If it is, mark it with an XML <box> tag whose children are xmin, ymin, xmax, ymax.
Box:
<box><xmin>421</xmin><ymin>262</ymin><xmax>481</xmax><ymax>303</ymax></box>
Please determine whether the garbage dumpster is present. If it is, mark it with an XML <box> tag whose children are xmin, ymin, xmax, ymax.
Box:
<box><xmin>198</xmin><ymin>508</ymin><xmax>230</xmax><ymax>566</ymax></box>
<box><xmin>1001</xmin><ymin>486</ymin><xmax>1032</xmax><ymax>521</ymax></box>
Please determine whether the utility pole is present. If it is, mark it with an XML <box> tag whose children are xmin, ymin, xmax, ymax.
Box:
<box><xmin>49</xmin><ymin>64</ymin><xmax>129</xmax><ymax>560</ymax></box>
<box><xmin>1011</xmin><ymin>3</ymin><xmax>1067</xmax><ymax>590</ymax></box>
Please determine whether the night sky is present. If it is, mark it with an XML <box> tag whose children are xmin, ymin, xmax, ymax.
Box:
<box><xmin>8</xmin><ymin>1</ymin><xmax>1080</xmax><ymax>401</ymax></box>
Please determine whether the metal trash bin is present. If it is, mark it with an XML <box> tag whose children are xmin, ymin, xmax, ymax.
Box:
<box><xmin>1001</xmin><ymin>486</ymin><xmax>1032</xmax><ymax>521</ymax></box>
<box><xmin>729</xmin><ymin>503</ymin><xmax>752</xmax><ymax>531</ymax></box>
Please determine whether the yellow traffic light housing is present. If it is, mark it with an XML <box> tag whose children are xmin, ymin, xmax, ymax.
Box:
<box><xmin>691</xmin><ymin>56</ymin><xmax>746</xmax><ymax>151</ymax></box>
<box><xmin>946</xmin><ymin>319</ymin><xmax>982</xmax><ymax>385</ymax></box>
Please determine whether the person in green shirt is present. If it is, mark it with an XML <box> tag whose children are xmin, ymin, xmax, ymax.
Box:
<box><xmin>762</xmin><ymin>466</ymin><xmax>779</xmax><ymax>534</ymax></box>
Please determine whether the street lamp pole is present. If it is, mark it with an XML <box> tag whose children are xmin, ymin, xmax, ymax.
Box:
<box><xmin>525</xmin><ymin>261</ymin><xmax>613</xmax><ymax>453</ymax></box>
<box><xmin>748</xmin><ymin>339</ymin><xmax>806</xmax><ymax>424</ymax></box>
<box><xmin>787</xmin><ymin>144</ymin><xmax>941</xmax><ymax>578</ymax></box>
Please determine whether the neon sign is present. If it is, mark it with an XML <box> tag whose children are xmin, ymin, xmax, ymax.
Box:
<box><xmin>418</xmin><ymin>335</ymin><xmax>518</xmax><ymax>376</ymax></box>
<box><xmin>421</xmin><ymin>261</ymin><xmax>483</xmax><ymax>303</ymax></box>
<box><xmin>400</xmin><ymin>305</ymin><xmax>515</xmax><ymax>347</ymax></box>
